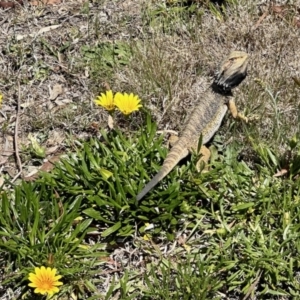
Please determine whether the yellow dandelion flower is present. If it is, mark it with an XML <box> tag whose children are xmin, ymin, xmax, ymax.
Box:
<box><xmin>114</xmin><ymin>92</ymin><xmax>142</xmax><ymax>115</ymax></box>
<box><xmin>28</xmin><ymin>266</ymin><xmax>63</xmax><ymax>296</ymax></box>
<box><xmin>0</xmin><ymin>94</ymin><xmax>3</xmax><ymax>107</ymax></box>
<box><xmin>94</xmin><ymin>90</ymin><xmax>115</xmax><ymax>111</ymax></box>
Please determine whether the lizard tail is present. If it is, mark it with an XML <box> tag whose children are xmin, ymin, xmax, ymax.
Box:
<box><xmin>136</xmin><ymin>141</ymin><xmax>189</xmax><ymax>201</ymax></box>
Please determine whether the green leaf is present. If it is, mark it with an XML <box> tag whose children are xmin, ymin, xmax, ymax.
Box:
<box><xmin>102</xmin><ymin>222</ymin><xmax>122</xmax><ymax>237</ymax></box>
<box><xmin>82</xmin><ymin>208</ymin><xmax>112</xmax><ymax>223</ymax></box>
<box><xmin>99</xmin><ymin>168</ymin><xmax>113</xmax><ymax>180</ymax></box>
<box><xmin>232</xmin><ymin>202</ymin><xmax>255</xmax><ymax>211</ymax></box>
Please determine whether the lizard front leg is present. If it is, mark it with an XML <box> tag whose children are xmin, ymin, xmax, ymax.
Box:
<box><xmin>228</xmin><ymin>98</ymin><xmax>248</xmax><ymax>122</ymax></box>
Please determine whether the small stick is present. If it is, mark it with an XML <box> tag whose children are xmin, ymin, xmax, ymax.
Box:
<box><xmin>13</xmin><ymin>82</ymin><xmax>22</xmax><ymax>179</ymax></box>
<box><xmin>252</xmin><ymin>9</ymin><xmax>268</xmax><ymax>30</ymax></box>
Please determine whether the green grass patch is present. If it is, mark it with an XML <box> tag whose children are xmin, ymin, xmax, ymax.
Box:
<box><xmin>2</xmin><ymin>114</ymin><xmax>300</xmax><ymax>298</ymax></box>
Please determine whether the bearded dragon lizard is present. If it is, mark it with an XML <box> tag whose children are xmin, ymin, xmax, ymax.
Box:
<box><xmin>136</xmin><ymin>51</ymin><xmax>249</xmax><ymax>201</ymax></box>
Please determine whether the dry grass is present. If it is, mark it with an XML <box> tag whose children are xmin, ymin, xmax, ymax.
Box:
<box><xmin>0</xmin><ymin>1</ymin><xmax>299</xmax><ymax>211</ymax></box>
<box><xmin>1</xmin><ymin>0</ymin><xmax>300</xmax><ymax>181</ymax></box>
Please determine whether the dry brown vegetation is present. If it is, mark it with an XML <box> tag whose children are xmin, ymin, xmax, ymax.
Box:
<box><xmin>0</xmin><ymin>0</ymin><xmax>300</xmax><ymax>183</ymax></box>
<box><xmin>0</xmin><ymin>0</ymin><xmax>300</xmax><ymax>180</ymax></box>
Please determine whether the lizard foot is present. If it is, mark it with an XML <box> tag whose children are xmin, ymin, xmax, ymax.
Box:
<box><xmin>228</xmin><ymin>99</ymin><xmax>248</xmax><ymax>123</ymax></box>
<box><xmin>236</xmin><ymin>112</ymin><xmax>248</xmax><ymax>123</ymax></box>
<box><xmin>196</xmin><ymin>146</ymin><xmax>211</xmax><ymax>172</ymax></box>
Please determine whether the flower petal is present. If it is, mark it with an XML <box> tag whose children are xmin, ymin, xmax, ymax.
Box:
<box><xmin>28</xmin><ymin>266</ymin><xmax>63</xmax><ymax>296</ymax></box>
<box><xmin>114</xmin><ymin>92</ymin><xmax>142</xmax><ymax>115</ymax></box>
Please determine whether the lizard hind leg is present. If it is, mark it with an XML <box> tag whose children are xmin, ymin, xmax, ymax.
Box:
<box><xmin>169</xmin><ymin>135</ymin><xmax>210</xmax><ymax>172</ymax></box>
<box><xmin>196</xmin><ymin>146</ymin><xmax>211</xmax><ymax>172</ymax></box>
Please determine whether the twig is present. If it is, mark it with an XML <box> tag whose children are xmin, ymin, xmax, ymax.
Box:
<box><xmin>13</xmin><ymin>82</ymin><xmax>22</xmax><ymax>180</ymax></box>
<box><xmin>11</xmin><ymin>171</ymin><xmax>22</xmax><ymax>183</ymax></box>
<box><xmin>252</xmin><ymin>9</ymin><xmax>268</xmax><ymax>30</ymax></box>
<box><xmin>0</xmin><ymin>16</ymin><xmax>9</xmax><ymax>27</ymax></box>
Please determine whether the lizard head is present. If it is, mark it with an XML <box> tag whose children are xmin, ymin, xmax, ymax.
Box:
<box><xmin>213</xmin><ymin>51</ymin><xmax>249</xmax><ymax>92</ymax></box>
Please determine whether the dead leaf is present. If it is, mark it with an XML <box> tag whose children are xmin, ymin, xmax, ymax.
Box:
<box><xmin>88</xmin><ymin>122</ymin><xmax>100</xmax><ymax>134</ymax></box>
<box><xmin>45</xmin><ymin>146</ymin><xmax>59</xmax><ymax>155</ymax></box>
<box><xmin>0</xmin><ymin>0</ymin><xmax>23</xmax><ymax>9</ymax></box>
<box><xmin>25</xmin><ymin>166</ymin><xmax>39</xmax><ymax>178</ymax></box>
<box><xmin>54</xmin><ymin>98</ymin><xmax>72</xmax><ymax>106</ymax></box>
<box><xmin>102</xmin><ymin>82</ymin><xmax>111</xmax><ymax>91</ymax></box>
<box><xmin>0</xmin><ymin>157</ymin><xmax>8</xmax><ymax>165</ymax></box>
<box><xmin>272</xmin><ymin>5</ymin><xmax>285</xmax><ymax>14</ymax></box>
<box><xmin>48</xmin><ymin>154</ymin><xmax>63</xmax><ymax>165</ymax></box>
<box><xmin>0</xmin><ymin>150</ymin><xmax>14</xmax><ymax>157</ymax></box>
<box><xmin>1</xmin><ymin>135</ymin><xmax>14</xmax><ymax>157</ymax></box>
<box><xmin>108</xmin><ymin>115</ymin><xmax>114</xmax><ymax>129</ymax></box>
<box><xmin>39</xmin><ymin>160</ymin><xmax>55</xmax><ymax>173</ymax></box>
<box><xmin>46</xmin><ymin>130</ymin><xmax>65</xmax><ymax>146</ymax></box>
<box><xmin>293</xmin><ymin>17</ymin><xmax>300</xmax><ymax>28</ymax></box>
<box><xmin>24</xmin><ymin>154</ymin><xmax>63</xmax><ymax>182</ymax></box>
<box><xmin>49</xmin><ymin>84</ymin><xmax>64</xmax><ymax>101</ymax></box>
<box><xmin>24</xmin><ymin>173</ymin><xmax>38</xmax><ymax>182</ymax></box>
<box><xmin>177</xmin><ymin>235</ymin><xmax>186</xmax><ymax>245</ymax></box>
<box><xmin>30</xmin><ymin>0</ymin><xmax>61</xmax><ymax>6</ymax></box>
<box><xmin>273</xmin><ymin>169</ymin><xmax>288</xmax><ymax>177</ymax></box>
<box><xmin>20</xmin><ymin>99</ymin><xmax>35</xmax><ymax>108</ymax></box>
<box><xmin>292</xmin><ymin>76</ymin><xmax>300</xmax><ymax>87</ymax></box>
<box><xmin>0</xmin><ymin>176</ymin><xmax>4</xmax><ymax>187</ymax></box>
<box><xmin>16</xmin><ymin>25</ymin><xmax>62</xmax><ymax>41</ymax></box>
<box><xmin>6</xmin><ymin>166</ymin><xmax>18</xmax><ymax>178</ymax></box>
<box><xmin>253</xmin><ymin>9</ymin><xmax>268</xmax><ymax>30</ymax></box>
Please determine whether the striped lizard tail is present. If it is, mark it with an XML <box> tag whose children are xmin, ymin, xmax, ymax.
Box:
<box><xmin>136</xmin><ymin>139</ymin><xmax>189</xmax><ymax>201</ymax></box>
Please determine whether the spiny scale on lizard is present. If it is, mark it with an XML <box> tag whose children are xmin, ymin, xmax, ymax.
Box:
<box><xmin>136</xmin><ymin>51</ymin><xmax>249</xmax><ymax>201</ymax></box>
